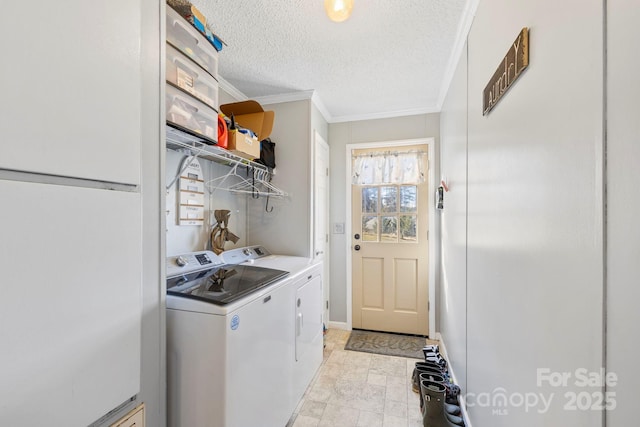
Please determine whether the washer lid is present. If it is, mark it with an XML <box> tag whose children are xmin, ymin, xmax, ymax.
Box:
<box><xmin>167</xmin><ymin>264</ymin><xmax>288</xmax><ymax>305</ymax></box>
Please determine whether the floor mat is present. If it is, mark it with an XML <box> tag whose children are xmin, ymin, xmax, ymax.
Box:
<box><xmin>344</xmin><ymin>329</ymin><xmax>427</xmax><ymax>359</ymax></box>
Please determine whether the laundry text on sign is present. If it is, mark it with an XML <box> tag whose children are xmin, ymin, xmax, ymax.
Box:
<box><xmin>483</xmin><ymin>27</ymin><xmax>529</xmax><ymax>115</ymax></box>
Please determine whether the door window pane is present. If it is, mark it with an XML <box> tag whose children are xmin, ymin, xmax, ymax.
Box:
<box><xmin>362</xmin><ymin>215</ymin><xmax>378</xmax><ymax>241</ymax></box>
<box><xmin>399</xmin><ymin>215</ymin><xmax>417</xmax><ymax>241</ymax></box>
<box><xmin>400</xmin><ymin>186</ymin><xmax>417</xmax><ymax>212</ymax></box>
<box><xmin>358</xmin><ymin>181</ymin><xmax>420</xmax><ymax>244</ymax></box>
<box><xmin>362</xmin><ymin>187</ymin><xmax>378</xmax><ymax>213</ymax></box>
<box><xmin>381</xmin><ymin>216</ymin><xmax>397</xmax><ymax>242</ymax></box>
<box><xmin>380</xmin><ymin>186</ymin><xmax>397</xmax><ymax>213</ymax></box>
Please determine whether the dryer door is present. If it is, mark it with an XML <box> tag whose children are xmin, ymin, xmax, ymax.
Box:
<box><xmin>293</xmin><ymin>273</ymin><xmax>324</xmax><ymax>403</ymax></box>
<box><xmin>295</xmin><ymin>275</ymin><xmax>323</xmax><ymax>361</ymax></box>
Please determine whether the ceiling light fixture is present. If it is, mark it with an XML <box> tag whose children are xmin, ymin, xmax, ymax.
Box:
<box><xmin>324</xmin><ymin>0</ymin><xmax>354</xmax><ymax>22</ymax></box>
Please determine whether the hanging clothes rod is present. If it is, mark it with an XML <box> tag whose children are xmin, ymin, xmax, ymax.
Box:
<box><xmin>205</xmin><ymin>163</ymin><xmax>287</xmax><ymax>198</ymax></box>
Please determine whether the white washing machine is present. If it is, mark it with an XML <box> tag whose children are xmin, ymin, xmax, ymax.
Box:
<box><xmin>219</xmin><ymin>246</ymin><xmax>325</xmax><ymax>409</ymax></box>
<box><xmin>166</xmin><ymin>250</ymin><xmax>296</xmax><ymax>427</ymax></box>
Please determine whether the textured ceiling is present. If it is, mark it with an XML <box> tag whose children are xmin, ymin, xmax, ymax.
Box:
<box><xmin>193</xmin><ymin>0</ymin><xmax>470</xmax><ymax>122</ymax></box>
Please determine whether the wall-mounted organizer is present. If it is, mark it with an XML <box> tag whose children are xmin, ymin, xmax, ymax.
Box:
<box><xmin>165</xmin><ymin>5</ymin><xmax>219</xmax><ymax>145</ymax></box>
<box><xmin>166</xmin><ymin>125</ymin><xmax>287</xmax><ymax>199</ymax></box>
<box><xmin>166</xmin><ymin>7</ymin><xmax>220</xmax><ymax>76</ymax></box>
<box><xmin>164</xmin><ymin>4</ymin><xmax>287</xmax><ymax>211</ymax></box>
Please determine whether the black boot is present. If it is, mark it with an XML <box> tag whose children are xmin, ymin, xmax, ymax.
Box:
<box><xmin>417</xmin><ymin>372</ymin><xmax>446</xmax><ymax>411</ymax></box>
<box><xmin>416</xmin><ymin>360</ymin><xmax>448</xmax><ymax>374</ymax></box>
<box><xmin>420</xmin><ymin>380</ymin><xmax>465</xmax><ymax>427</ymax></box>
<box><xmin>417</xmin><ymin>373</ymin><xmax>461</xmax><ymax>417</ymax></box>
<box><xmin>412</xmin><ymin>363</ymin><xmax>446</xmax><ymax>392</ymax></box>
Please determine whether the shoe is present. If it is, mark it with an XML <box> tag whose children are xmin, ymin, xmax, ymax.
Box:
<box><xmin>416</xmin><ymin>360</ymin><xmax>448</xmax><ymax>375</ymax></box>
<box><xmin>424</xmin><ymin>353</ymin><xmax>448</xmax><ymax>369</ymax></box>
<box><xmin>412</xmin><ymin>363</ymin><xmax>447</xmax><ymax>393</ymax></box>
<box><xmin>420</xmin><ymin>380</ymin><xmax>465</xmax><ymax>427</ymax></box>
<box><xmin>417</xmin><ymin>372</ymin><xmax>461</xmax><ymax>416</ymax></box>
<box><xmin>418</xmin><ymin>372</ymin><xmax>461</xmax><ymax>415</ymax></box>
<box><xmin>423</xmin><ymin>344</ymin><xmax>439</xmax><ymax>354</ymax></box>
<box><xmin>444</xmin><ymin>382</ymin><xmax>461</xmax><ymax>405</ymax></box>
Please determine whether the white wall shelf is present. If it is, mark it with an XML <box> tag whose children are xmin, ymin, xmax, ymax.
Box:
<box><xmin>166</xmin><ymin>124</ymin><xmax>268</xmax><ymax>172</ymax></box>
<box><xmin>165</xmin><ymin>124</ymin><xmax>274</xmax><ymax>191</ymax></box>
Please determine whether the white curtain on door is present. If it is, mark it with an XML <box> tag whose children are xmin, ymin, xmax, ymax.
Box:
<box><xmin>352</xmin><ymin>151</ymin><xmax>427</xmax><ymax>185</ymax></box>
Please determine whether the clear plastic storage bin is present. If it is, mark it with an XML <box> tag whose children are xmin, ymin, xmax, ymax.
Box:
<box><xmin>166</xmin><ymin>43</ymin><xmax>218</xmax><ymax>109</ymax></box>
<box><xmin>166</xmin><ymin>84</ymin><xmax>217</xmax><ymax>142</ymax></box>
<box><xmin>166</xmin><ymin>7</ymin><xmax>219</xmax><ymax>79</ymax></box>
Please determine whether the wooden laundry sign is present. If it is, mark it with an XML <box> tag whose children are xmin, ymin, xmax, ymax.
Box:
<box><xmin>483</xmin><ymin>27</ymin><xmax>529</xmax><ymax>115</ymax></box>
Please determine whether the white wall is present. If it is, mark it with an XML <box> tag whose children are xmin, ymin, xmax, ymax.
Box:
<box><xmin>438</xmin><ymin>42</ymin><xmax>468</xmax><ymax>393</ymax></box>
<box><xmin>440</xmin><ymin>0</ymin><xmax>605</xmax><ymax>425</ymax></box>
<box><xmin>247</xmin><ymin>100</ymin><xmax>313</xmax><ymax>256</ymax></box>
<box><xmin>606</xmin><ymin>0</ymin><xmax>640</xmax><ymax>424</ymax></box>
<box><xmin>328</xmin><ymin>114</ymin><xmax>440</xmax><ymax>324</ymax></box>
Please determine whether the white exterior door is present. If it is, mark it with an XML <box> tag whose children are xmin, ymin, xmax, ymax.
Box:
<box><xmin>351</xmin><ymin>146</ymin><xmax>429</xmax><ymax>335</ymax></box>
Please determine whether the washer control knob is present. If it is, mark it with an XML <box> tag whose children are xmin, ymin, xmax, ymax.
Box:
<box><xmin>243</xmin><ymin>248</ymin><xmax>252</xmax><ymax>256</ymax></box>
<box><xmin>176</xmin><ymin>256</ymin><xmax>188</xmax><ymax>267</ymax></box>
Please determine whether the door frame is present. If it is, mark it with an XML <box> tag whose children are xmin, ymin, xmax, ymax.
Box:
<box><xmin>345</xmin><ymin>138</ymin><xmax>436</xmax><ymax>338</ymax></box>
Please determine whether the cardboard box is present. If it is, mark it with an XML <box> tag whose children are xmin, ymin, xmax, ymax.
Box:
<box><xmin>220</xmin><ymin>100</ymin><xmax>275</xmax><ymax>159</ymax></box>
<box><xmin>225</xmin><ymin>131</ymin><xmax>259</xmax><ymax>159</ymax></box>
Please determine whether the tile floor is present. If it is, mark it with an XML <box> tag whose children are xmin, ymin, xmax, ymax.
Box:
<box><xmin>287</xmin><ymin>329</ymin><xmax>436</xmax><ymax>427</ymax></box>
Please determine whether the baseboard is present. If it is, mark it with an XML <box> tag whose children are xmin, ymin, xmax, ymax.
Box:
<box><xmin>327</xmin><ymin>321</ymin><xmax>350</xmax><ymax>331</ymax></box>
<box><xmin>437</xmin><ymin>332</ymin><xmax>473</xmax><ymax>427</ymax></box>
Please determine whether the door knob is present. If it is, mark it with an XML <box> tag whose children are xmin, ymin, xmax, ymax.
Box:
<box><xmin>354</xmin><ymin>233</ymin><xmax>360</xmax><ymax>240</ymax></box>
<box><xmin>354</xmin><ymin>245</ymin><xmax>361</xmax><ymax>251</ymax></box>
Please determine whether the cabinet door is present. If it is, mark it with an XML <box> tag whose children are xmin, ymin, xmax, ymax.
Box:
<box><xmin>0</xmin><ymin>180</ymin><xmax>142</xmax><ymax>427</ymax></box>
<box><xmin>0</xmin><ymin>0</ymin><xmax>141</xmax><ymax>185</ymax></box>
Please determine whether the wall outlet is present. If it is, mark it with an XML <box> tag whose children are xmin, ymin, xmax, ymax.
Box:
<box><xmin>333</xmin><ymin>223</ymin><xmax>345</xmax><ymax>234</ymax></box>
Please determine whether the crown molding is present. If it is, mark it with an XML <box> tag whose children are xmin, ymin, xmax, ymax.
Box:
<box><xmin>330</xmin><ymin>106</ymin><xmax>440</xmax><ymax>123</ymax></box>
<box><xmin>310</xmin><ymin>92</ymin><xmax>333</xmax><ymax>124</ymax></box>
<box><xmin>436</xmin><ymin>0</ymin><xmax>480</xmax><ymax>110</ymax></box>
<box><xmin>217</xmin><ymin>84</ymin><xmax>439</xmax><ymax>124</ymax></box>
<box><xmin>254</xmin><ymin>90</ymin><xmax>334</xmax><ymax>124</ymax></box>
<box><xmin>254</xmin><ymin>90</ymin><xmax>438</xmax><ymax>123</ymax></box>
<box><xmin>217</xmin><ymin>76</ymin><xmax>248</xmax><ymax>101</ymax></box>
<box><xmin>253</xmin><ymin>90</ymin><xmax>315</xmax><ymax>105</ymax></box>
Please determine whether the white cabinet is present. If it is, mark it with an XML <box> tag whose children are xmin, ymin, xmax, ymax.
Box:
<box><xmin>0</xmin><ymin>1</ymin><xmax>154</xmax><ymax>426</ymax></box>
<box><xmin>0</xmin><ymin>0</ymin><xmax>142</xmax><ymax>185</ymax></box>
<box><xmin>0</xmin><ymin>181</ymin><xmax>142</xmax><ymax>427</ymax></box>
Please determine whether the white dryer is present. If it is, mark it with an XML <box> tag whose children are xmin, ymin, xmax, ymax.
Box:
<box><xmin>220</xmin><ymin>246</ymin><xmax>325</xmax><ymax>409</ymax></box>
